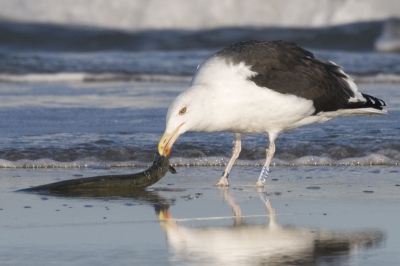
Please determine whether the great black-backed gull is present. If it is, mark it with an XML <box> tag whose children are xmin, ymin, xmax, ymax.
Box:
<box><xmin>158</xmin><ymin>40</ymin><xmax>387</xmax><ymax>187</ymax></box>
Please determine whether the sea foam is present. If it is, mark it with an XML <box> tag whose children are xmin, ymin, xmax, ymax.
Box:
<box><xmin>0</xmin><ymin>154</ymin><xmax>397</xmax><ymax>169</ymax></box>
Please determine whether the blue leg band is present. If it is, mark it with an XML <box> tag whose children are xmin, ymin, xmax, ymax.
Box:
<box><xmin>259</xmin><ymin>166</ymin><xmax>269</xmax><ymax>182</ymax></box>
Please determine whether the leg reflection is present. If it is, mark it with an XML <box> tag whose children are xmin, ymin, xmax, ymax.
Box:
<box><xmin>217</xmin><ymin>186</ymin><xmax>242</xmax><ymax>225</ymax></box>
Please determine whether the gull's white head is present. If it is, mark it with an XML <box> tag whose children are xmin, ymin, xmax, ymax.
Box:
<box><xmin>158</xmin><ymin>85</ymin><xmax>214</xmax><ymax>156</ymax></box>
<box><xmin>158</xmin><ymin>56</ymin><xmax>255</xmax><ymax>156</ymax></box>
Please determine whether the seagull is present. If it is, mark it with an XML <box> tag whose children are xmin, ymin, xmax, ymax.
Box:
<box><xmin>158</xmin><ymin>40</ymin><xmax>387</xmax><ymax>187</ymax></box>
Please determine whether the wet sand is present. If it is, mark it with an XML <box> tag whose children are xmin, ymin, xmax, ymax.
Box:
<box><xmin>1</xmin><ymin>165</ymin><xmax>399</xmax><ymax>265</ymax></box>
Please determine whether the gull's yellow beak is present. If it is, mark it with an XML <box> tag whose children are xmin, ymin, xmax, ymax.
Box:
<box><xmin>158</xmin><ymin>123</ymin><xmax>185</xmax><ymax>156</ymax></box>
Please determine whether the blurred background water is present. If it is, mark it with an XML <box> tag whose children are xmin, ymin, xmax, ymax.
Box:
<box><xmin>0</xmin><ymin>0</ymin><xmax>400</xmax><ymax>169</ymax></box>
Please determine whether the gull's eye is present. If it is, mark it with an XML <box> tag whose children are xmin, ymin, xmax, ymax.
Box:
<box><xmin>179</xmin><ymin>107</ymin><xmax>187</xmax><ymax>115</ymax></box>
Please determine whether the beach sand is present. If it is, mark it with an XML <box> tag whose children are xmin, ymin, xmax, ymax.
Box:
<box><xmin>1</xmin><ymin>165</ymin><xmax>399</xmax><ymax>265</ymax></box>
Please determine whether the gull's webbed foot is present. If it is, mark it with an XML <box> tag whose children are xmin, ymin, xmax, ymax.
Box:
<box><xmin>215</xmin><ymin>172</ymin><xmax>229</xmax><ymax>186</ymax></box>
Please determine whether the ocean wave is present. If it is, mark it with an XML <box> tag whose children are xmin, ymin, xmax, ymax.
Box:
<box><xmin>375</xmin><ymin>18</ymin><xmax>400</xmax><ymax>53</ymax></box>
<box><xmin>0</xmin><ymin>154</ymin><xmax>398</xmax><ymax>169</ymax></box>
<box><xmin>1</xmin><ymin>48</ymin><xmax>400</xmax><ymax>83</ymax></box>
<box><xmin>2</xmin><ymin>72</ymin><xmax>400</xmax><ymax>84</ymax></box>
<box><xmin>0</xmin><ymin>158</ymin><xmax>154</xmax><ymax>169</ymax></box>
<box><xmin>170</xmin><ymin>154</ymin><xmax>399</xmax><ymax>167</ymax></box>
<box><xmin>352</xmin><ymin>74</ymin><xmax>400</xmax><ymax>84</ymax></box>
<box><xmin>2</xmin><ymin>139</ymin><xmax>400</xmax><ymax>169</ymax></box>
<box><xmin>0</xmin><ymin>20</ymin><xmax>384</xmax><ymax>53</ymax></box>
<box><xmin>0</xmin><ymin>73</ymin><xmax>192</xmax><ymax>83</ymax></box>
<box><xmin>1</xmin><ymin>0</ymin><xmax>396</xmax><ymax>30</ymax></box>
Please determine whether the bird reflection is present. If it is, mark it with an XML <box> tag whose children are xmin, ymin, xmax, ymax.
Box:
<box><xmin>159</xmin><ymin>188</ymin><xmax>385</xmax><ymax>266</ymax></box>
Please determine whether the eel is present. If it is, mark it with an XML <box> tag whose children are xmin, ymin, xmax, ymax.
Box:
<box><xmin>17</xmin><ymin>154</ymin><xmax>176</xmax><ymax>192</ymax></box>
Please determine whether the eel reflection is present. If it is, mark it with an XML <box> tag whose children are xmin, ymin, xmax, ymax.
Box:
<box><xmin>159</xmin><ymin>188</ymin><xmax>385</xmax><ymax>266</ymax></box>
<box><xmin>30</xmin><ymin>189</ymin><xmax>174</xmax><ymax>215</ymax></box>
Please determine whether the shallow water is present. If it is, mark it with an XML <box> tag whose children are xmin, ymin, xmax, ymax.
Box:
<box><xmin>0</xmin><ymin>82</ymin><xmax>398</xmax><ymax>168</ymax></box>
<box><xmin>1</xmin><ymin>166</ymin><xmax>399</xmax><ymax>266</ymax></box>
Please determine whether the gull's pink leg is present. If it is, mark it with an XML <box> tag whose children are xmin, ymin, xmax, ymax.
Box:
<box><xmin>216</xmin><ymin>133</ymin><xmax>241</xmax><ymax>186</ymax></box>
<box><xmin>256</xmin><ymin>133</ymin><xmax>277</xmax><ymax>187</ymax></box>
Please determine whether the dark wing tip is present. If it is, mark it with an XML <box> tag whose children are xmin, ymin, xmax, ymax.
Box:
<box><xmin>345</xmin><ymin>93</ymin><xmax>387</xmax><ymax>110</ymax></box>
<box><xmin>362</xmin><ymin>93</ymin><xmax>387</xmax><ymax>109</ymax></box>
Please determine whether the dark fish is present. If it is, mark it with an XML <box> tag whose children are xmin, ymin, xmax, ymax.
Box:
<box><xmin>17</xmin><ymin>154</ymin><xmax>176</xmax><ymax>192</ymax></box>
